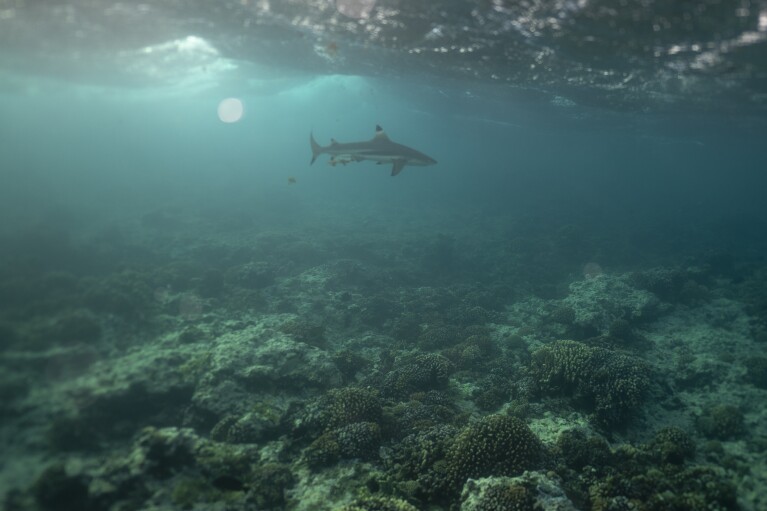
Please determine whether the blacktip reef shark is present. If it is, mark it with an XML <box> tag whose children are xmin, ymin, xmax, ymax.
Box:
<box><xmin>310</xmin><ymin>125</ymin><xmax>437</xmax><ymax>176</ymax></box>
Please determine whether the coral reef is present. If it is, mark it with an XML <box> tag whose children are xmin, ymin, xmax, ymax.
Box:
<box><xmin>556</xmin><ymin>429</ymin><xmax>612</xmax><ymax>471</ymax></box>
<box><xmin>83</xmin><ymin>270</ymin><xmax>156</xmax><ymax>319</ymax></box>
<box><xmin>471</xmin><ymin>374</ymin><xmax>512</xmax><ymax>411</ymax></box>
<box><xmin>25</xmin><ymin>427</ymin><xmax>279</xmax><ymax>511</ymax></box>
<box><xmin>417</xmin><ymin>324</ymin><xmax>462</xmax><ymax>350</ymax></box>
<box><xmin>381</xmin><ymin>353</ymin><xmax>454</xmax><ymax>398</ymax></box>
<box><xmin>443</xmin><ymin>330</ymin><xmax>500</xmax><ymax>372</ymax></box>
<box><xmin>209</xmin><ymin>405</ymin><xmax>282</xmax><ymax>444</ymax></box>
<box><xmin>304</xmin><ymin>430</ymin><xmax>343</xmax><ymax>467</ymax></box>
<box><xmin>630</xmin><ymin>267</ymin><xmax>710</xmax><ymax>305</ymax></box>
<box><xmin>383</xmin><ymin>392</ymin><xmax>459</xmax><ymax>438</ymax></box>
<box><xmin>695</xmin><ymin>404</ymin><xmax>745</xmax><ymax>440</ymax></box>
<box><xmin>646</xmin><ymin>427</ymin><xmax>696</xmax><ymax>465</ymax></box>
<box><xmin>305</xmin><ymin>421</ymin><xmax>381</xmax><ymax>467</ymax></box>
<box><xmin>389</xmin><ymin>415</ymin><xmax>540</xmax><ymax>504</ymax></box>
<box><xmin>630</xmin><ymin>267</ymin><xmax>691</xmax><ymax>302</ymax></box>
<box><xmin>47</xmin><ymin>358</ymin><xmax>194</xmax><ymax>450</ymax></box>
<box><xmin>337</xmin><ymin>495</ymin><xmax>419</xmax><ymax>511</ymax></box>
<box><xmin>190</xmin><ymin>324</ymin><xmax>342</xmax><ymax>424</ymax></box>
<box><xmin>554</xmin><ymin>427</ymin><xmax>739</xmax><ymax>511</ymax></box>
<box><xmin>44</xmin><ymin>309</ymin><xmax>102</xmax><ymax>346</ymax></box>
<box><xmin>248</xmin><ymin>463</ymin><xmax>295</xmax><ymax>508</ymax></box>
<box><xmin>562</xmin><ymin>274</ymin><xmax>660</xmax><ymax>336</ymax></box>
<box><xmin>31</xmin><ymin>464</ymin><xmax>90</xmax><ymax>511</ymax></box>
<box><xmin>442</xmin><ymin>415</ymin><xmax>541</xmax><ymax>491</ymax></box>
<box><xmin>296</xmin><ymin>386</ymin><xmax>383</xmax><ymax>435</ymax></box>
<box><xmin>460</xmin><ymin>477</ymin><xmax>536</xmax><ymax>511</ymax></box>
<box><xmin>3</xmin><ymin>202</ymin><xmax>766</xmax><ymax>511</ymax></box>
<box><xmin>280</xmin><ymin>318</ymin><xmax>327</xmax><ymax>348</ymax></box>
<box><xmin>743</xmin><ymin>356</ymin><xmax>767</xmax><ymax>389</ymax></box>
<box><xmin>460</xmin><ymin>472</ymin><xmax>577</xmax><ymax>511</ymax></box>
<box><xmin>530</xmin><ymin>340</ymin><xmax>650</xmax><ymax>426</ymax></box>
<box><xmin>333</xmin><ymin>349</ymin><xmax>371</xmax><ymax>382</ymax></box>
<box><xmin>588</xmin><ymin>463</ymin><xmax>737</xmax><ymax>511</ymax></box>
<box><xmin>231</xmin><ymin>261</ymin><xmax>276</xmax><ymax>290</ymax></box>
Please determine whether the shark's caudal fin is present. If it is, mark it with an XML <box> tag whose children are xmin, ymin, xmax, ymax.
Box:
<box><xmin>310</xmin><ymin>132</ymin><xmax>323</xmax><ymax>165</ymax></box>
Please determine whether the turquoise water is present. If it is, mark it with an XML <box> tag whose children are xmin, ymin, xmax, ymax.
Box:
<box><xmin>1</xmin><ymin>2</ymin><xmax>767</xmax><ymax>510</ymax></box>
<box><xmin>4</xmin><ymin>74</ymin><xmax>764</xmax><ymax>252</ymax></box>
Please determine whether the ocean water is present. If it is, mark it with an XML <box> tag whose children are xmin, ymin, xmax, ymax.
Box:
<box><xmin>1</xmin><ymin>1</ymin><xmax>766</xmax><ymax>510</ymax></box>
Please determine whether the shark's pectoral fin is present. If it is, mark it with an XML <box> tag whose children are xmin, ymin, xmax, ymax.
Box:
<box><xmin>391</xmin><ymin>160</ymin><xmax>406</xmax><ymax>177</ymax></box>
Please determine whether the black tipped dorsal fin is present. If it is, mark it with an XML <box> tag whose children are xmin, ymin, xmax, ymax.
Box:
<box><xmin>374</xmin><ymin>124</ymin><xmax>390</xmax><ymax>141</ymax></box>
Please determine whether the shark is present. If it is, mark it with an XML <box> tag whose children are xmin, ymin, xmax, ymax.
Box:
<box><xmin>310</xmin><ymin>125</ymin><xmax>437</xmax><ymax>176</ymax></box>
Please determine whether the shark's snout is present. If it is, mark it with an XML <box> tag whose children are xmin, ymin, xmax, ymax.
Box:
<box><xmin>412</xmin><ymin>154</ymin><xmax>437</xmax><ymax>166</ymax></box>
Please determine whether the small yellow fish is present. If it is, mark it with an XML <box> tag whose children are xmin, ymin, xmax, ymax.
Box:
<box><xmin>288</xmin><ymin>177</ymin><xmax>297</xmax><ymax>184</ymax></box>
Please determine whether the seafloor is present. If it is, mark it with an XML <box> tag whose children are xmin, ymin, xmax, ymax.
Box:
<box><xmin>1</xmin><ymin>200</ymin><xmax>765</xmax><ymax>511</ymax></box>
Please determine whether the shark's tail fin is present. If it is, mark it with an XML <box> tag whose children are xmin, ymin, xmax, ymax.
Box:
<box><xmin>310</xmin><ymin>132</ymin><xmax>323</xmax><ymax>165</ymax></box>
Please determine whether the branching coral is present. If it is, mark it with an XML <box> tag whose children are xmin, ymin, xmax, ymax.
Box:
<box><xmin>530</xmin><ymin>340</ymin><xmax>650</xmax><ymax>426</ymax></box>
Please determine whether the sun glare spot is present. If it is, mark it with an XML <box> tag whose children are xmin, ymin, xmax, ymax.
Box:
<box><xmin>218</xmin><ymin>98</ymin><xmax>244</xmax><ymax>123</ymax></box>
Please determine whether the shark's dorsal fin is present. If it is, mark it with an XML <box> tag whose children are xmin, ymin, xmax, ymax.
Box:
<box><xmin>374</xmin><ymin>124</ymin><xmax>390</xmax><ymax>141</ymax></box>
<box><xmin>330</xmin><ymin>138</ymin><xmax>339</xmax><ymax>145</ymax></box>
